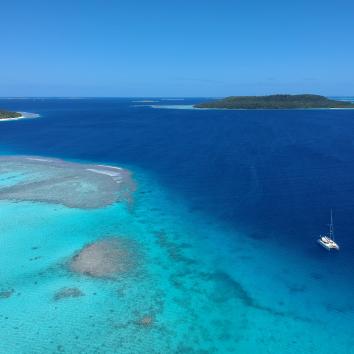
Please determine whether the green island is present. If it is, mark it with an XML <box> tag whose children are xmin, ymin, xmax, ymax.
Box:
<box><xmin>0</xmin><ymin>110</ymin><xmax>22</xmax><ymax>119</ymax></box>
<box><xmin>194</xmin><ymin>94</ymin><xmax>354</xmax><ymax>110</ymax></box>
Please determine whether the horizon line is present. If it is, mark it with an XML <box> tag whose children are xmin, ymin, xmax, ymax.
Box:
<box><xmin>0</xmin><ymin>94</ymin><xmax>353</xmax><ymax>99</ymax></box>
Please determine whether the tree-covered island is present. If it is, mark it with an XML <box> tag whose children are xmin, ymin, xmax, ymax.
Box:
<box><xmin>0</xmin><ymin>110</ymin><xmax>22</xmax><ymax>119</ymax></box>
<box><xmin>194</xmin><ymin>94</ymin><xmax>354</xmax><ymax>109</ymax></box>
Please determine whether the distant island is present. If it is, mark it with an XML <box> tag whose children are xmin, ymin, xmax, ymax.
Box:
<box><xmin>0</xmin><ymin>110</ymin><xmax>39</xmax><ymax>121</ymax></box>
<box><xmin>194</xmin><ymin>95</ymin><xmax>354</xmax><ymax>110</ymax></box>
<box><xmin>0</xmin><ymin>110</ymin><xmax>22</xmax><ymax>119</ymax></box>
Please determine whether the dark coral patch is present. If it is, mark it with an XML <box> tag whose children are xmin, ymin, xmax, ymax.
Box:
<box><xmin>54</xmin><ymin>287</ymin><xmax>85</xmax><ymax>301</ymax></box>
<box><xmin>0</xmin><ymin>289</ymin><xmax>14</xmax><ymax>299</ymax></box>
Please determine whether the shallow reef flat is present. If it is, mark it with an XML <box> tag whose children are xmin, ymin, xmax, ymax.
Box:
<box><xmin>0</xmin><ymin>156</ymin><xmax>135</xmax><ymax>208</ymax></box>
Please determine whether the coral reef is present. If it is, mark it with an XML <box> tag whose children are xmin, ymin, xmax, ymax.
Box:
<box><xmin>0</xmin><ymin>156</ymin><xmax>135</xmax><ymax>209</ymax></box>
<box><xmin>69</xmin><ymin>237</ymin><xmax>139</xmax><ymax>279</ymax></box>
<box><xmin>54</xmin><ymin>287</ymin><xmax>84</xmax><ymax>301</ymax></box>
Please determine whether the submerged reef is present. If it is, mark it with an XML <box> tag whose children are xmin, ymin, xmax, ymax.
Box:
<box><xmin>54</xmin><ymin>287</ymin><xmax>84</xmax><ymax>301</ymax></box>
<box><xmin>0</xmin><ymin>289</ymin><xmax>14</xmax><ymax>299</ymax></box>
<box><xmin>135</xmin><ymin>314</ymin><xmax>155</xmax><ymax>327</ymax></box>
<box><xmin>69</xmin><ymin>237</ymin><xmax>139</xmax><ymax>279</ymax></box>
<box><xmin>0</xmin><ymin>156</ymin><xmax>135</xmax><ymax>209</ymax></box>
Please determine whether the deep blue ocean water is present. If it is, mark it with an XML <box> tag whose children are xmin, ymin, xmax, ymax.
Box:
<box><xmin>1</xmin><ymin>98</ymin><xmax>354</xmax><ymax>353</ymax></box>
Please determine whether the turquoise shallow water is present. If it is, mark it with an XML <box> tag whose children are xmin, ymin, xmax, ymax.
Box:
<box><xmin>1</xmin><ymin>165</ymin><xmax>353</xmax><ymax>353</ymax></box>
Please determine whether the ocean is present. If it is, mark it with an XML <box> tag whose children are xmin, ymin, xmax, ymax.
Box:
<box><xmin>0</xmin><ymin>97</ymin><xmax>354</xmax><ymax>353</ymax></box>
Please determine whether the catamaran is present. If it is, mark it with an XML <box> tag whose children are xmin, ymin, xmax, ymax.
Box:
<box><xmin>317</xmin><ymin>210</ymin><xmax>339</xmax><ymax>251</ymax></box>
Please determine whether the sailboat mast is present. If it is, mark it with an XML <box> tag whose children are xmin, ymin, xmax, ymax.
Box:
<box><xmin>330</xmin><ymin>209</ymin><xmax>334</xmax><ymax>240</ymax></box>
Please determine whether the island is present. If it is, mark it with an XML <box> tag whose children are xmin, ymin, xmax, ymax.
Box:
<box><xmin>194</xmin><ymin>94</ymin><xmax>354</xmax><ymax>110</ymax></box>
<box><xmin>0</xmin><ymin>109</ymin><xmax>22</xmax><ymax>119</ymax></box>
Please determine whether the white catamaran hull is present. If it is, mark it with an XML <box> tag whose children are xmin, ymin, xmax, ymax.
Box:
<box><xmin>317</xmin><ymin>237</ymin><xmax>339</xmax><ymax>251</ymax></box>
<box><xmin>317</xmin><ymin>210</ymin><xmax>340</xmax><ymax>251</ymax></box>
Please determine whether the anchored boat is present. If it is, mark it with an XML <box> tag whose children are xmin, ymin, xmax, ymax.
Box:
<box><xmin>317</xmin><ymin>210</ymin><xmax>339</xmax><ymax>251</ymax></box>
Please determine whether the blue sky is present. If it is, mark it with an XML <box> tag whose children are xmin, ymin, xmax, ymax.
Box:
<box><xmin>1</xmin><ymin>0</ymin><xmax>353</xmax><ymax>96</ymax></box>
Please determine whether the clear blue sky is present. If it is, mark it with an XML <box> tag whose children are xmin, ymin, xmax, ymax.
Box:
<box><xmin>1</xmin><ymin>0</ymin><xmax>353</xmax><ymax>97</ymax></box>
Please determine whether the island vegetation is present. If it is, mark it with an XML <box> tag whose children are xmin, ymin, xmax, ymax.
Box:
<box><xmin>0</xmin><ymin>110</ymin><xmax>22</xmax><ymax>119</ymax></box>
<box><xmin>194</xmin><ymin>94</ymin><xmax>354</xmax><ymax>110</ymax></box>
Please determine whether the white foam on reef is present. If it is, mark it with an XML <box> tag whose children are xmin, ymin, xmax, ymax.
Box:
<box><xmin>97</xmin><ymin>164</ymin><xmax>122</xmax><ymax>170</ymax></box>
<box><xmin>0</xmin><ymin>156</ymin><xmax>135</xmax><ymax>209</ymax></box>
<box><xmin>86</xmin><ymin>168</ymin><xmax>121</xmax><ymax>177</ymax></box>
<box><xmin>26</xmin><ymin>157</ymin><xmax>52</xmax><ymax>162</ymax></box>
